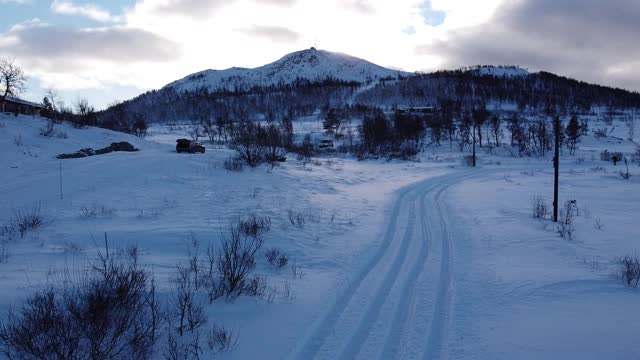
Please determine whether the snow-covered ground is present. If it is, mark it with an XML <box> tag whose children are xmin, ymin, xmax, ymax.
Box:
<box><xmin>0</xmin><ymin>112</ymin><xmax>638</xmax><ymax>359</ymax></box>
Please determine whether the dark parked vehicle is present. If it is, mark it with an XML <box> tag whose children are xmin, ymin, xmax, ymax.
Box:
<box><xmin>318</xmin><ymin>139</ymin><xmax>334</xmax><ymax>149</ymax></box>
<box><xmin>176</xmin><ymin>138</ymin><xmax>205</xmax><ymax>153</ymax></box>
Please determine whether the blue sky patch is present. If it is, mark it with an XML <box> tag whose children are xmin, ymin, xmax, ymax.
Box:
<box><xmin>0</xmin><ymin>0</ymin><xmax>132</xmax><ymax>32</ymax></box>
<box><xmin>420</xmin><ymin>0</ymin><xmax>446</xmax><ymax>27</ymax></box>
<box><xmin>402</xmin><ymin>25</ymin><xmax>416</xmax><ymax>35</ymax></box>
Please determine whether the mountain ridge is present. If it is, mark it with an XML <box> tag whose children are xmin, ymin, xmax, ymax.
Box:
<box><xmin>164</xmin><ymin>48</ymin><xmax>409</xmax><ymax>93</ymax></box>
<box><xmin>96</xmin><ymin>48</ymin><xmax>640</xmax><ymax>128</ymax></box>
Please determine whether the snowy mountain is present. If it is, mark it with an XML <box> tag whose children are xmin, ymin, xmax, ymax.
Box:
<box><xmin>98</xmin><ymin>49</ymin><xmax>640</xmax><ymax>124</ymax></box>
<box><xmin>165</xmin><ymin>48</ymin><xmax>408</xmax><ymax>93</ymax></box>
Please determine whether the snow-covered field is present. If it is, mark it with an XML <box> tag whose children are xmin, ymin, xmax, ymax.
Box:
<box><xmin>0</xmin><ymin>113</ymin><xmax>638</xmax><ymax>359</ymax></box>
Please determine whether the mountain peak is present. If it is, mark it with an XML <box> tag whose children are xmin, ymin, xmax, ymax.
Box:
<box><xmin>165</xmin><ymin>49</ymin><xmax>406</xmax><ymax>93</ymax></box>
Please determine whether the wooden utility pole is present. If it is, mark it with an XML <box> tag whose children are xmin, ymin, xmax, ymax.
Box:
<box><xmin>553</xmin><ymin>116</ymin><xmax>561</xmax><ymax>222</ymax></box>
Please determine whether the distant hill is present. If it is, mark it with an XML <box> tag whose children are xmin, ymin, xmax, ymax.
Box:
<box><xmin>97</xmin><ymin>48</ymin><xmax>640</xmax><ymax>128</ymax></box>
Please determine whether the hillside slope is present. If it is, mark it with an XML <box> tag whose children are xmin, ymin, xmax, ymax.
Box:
<box><xmin>165</xmin><ymin>48</ymin><xmax>407</xmax><ymax>92</ymax></box>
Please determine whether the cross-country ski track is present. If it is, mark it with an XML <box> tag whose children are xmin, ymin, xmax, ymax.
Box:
<box><xmin>287</xmin><ymin>170</ymin><xmax>480</xmax><ymax>360</ymax></box>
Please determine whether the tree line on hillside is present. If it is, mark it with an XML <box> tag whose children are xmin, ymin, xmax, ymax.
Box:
<box><xmin>211</xmin><ymin>99</ymin><xmax>591</xmax><ymax>169</ymax></box>
<box><xmin>94</xmin><ymin>70</ymin><xmax>640</xmax><ymax>135</ymax></box>
<box><xmin>319</xmin><ymin>101</ymin><xmax>591</xmax><ymax>162</ymax></box>
<box><xmin>96</xmin><ymin>78</ymin><xmax>360</xmax><ymax>126</ymax></box>
<box><xmin>356</xmin><ymin>71</ymin><xmax>640</xmax><ymax>113</ymax></box>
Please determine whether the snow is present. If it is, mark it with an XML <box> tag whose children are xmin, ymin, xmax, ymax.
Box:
<box><xmin>0</xmin><ymin>113</ymin><xmax>450</xmax><ymax>359</ymax></box>
<box><xmin>470</xmin><ymin>65</ymin><xmax>530</xmax><ymax>78</ymax></box>
<box><xmin>165</xmin><ymin>48</ymin><xmax>408</xmax><ymax>93</ymax></box>
<box><xmin>447</xmin><ymin>166</ymin><xmax>640</xmax><ymax>359</ymax></box>
<box><xmin>1</xmin><ymin>112</ymin><xmax>639</xmax><ymax>359</ymax></box>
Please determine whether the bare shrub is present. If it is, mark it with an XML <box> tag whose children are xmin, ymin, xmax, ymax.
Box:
<box><xmin>81</xmin><ymin>203</ymin><xmax>117</xmax><ymax>218</ymax></box>
<box><xmin>215</xmin><ymin>224</ymin><xmax>264</xmax><ymax>300</ymax></box>
<box><xmin>276</xmin><ymin>253</ymin><xmax>289</xmax><ymax>270</ymax></box>
<box><xmin>262</xmin><ymin>123</ymin><xmax>289</xmax><ymax>167</ymax></box>
<box><xmin>101</xmin><ymin>206</ymin><xmax>118</xmax><ymax>217</ymax></box>
<box><xmin>186</xmin><ymin>234</ymin><xmax>202</xmax><ymax>291</ymax></box>
<box><xmin>621</xmin><ymin>254</ymin><xmax>640</xmax><ymax>288</ymax></box>
<box><xmin>532</xmin><ymin>196</ymin><xmax>549</xmax><ymax>219</ymax></box>
<box><xmin>244</xmin><ymin>275</ymin><xmax>267</xmax><ymax>297</ymax></box>
<box><xmin>238</xmin><ymin>214</ymin><xmax>271</xmax><ymax>238</ymax></box>
<box><xmin>204</xmin><ymin>243</ymin><xmax>222</xmax><ymax>303</ymax></box>
<box><xmin>81</xmin><ymin>204</ymin><xmax>98</xmax><ymax>218</ymax></box>
<box><xmin>12</xmin><ymin>135</ymin><xmax>23</xmax><ymax>146</ymax></box>
<box><xmin>619</xmin><ymin>158</ymin><xmax>631</xmax><ymax>180</ymax></box>
<box><xmin>223</xmin><ymin>156</ymin><xmax>244</xmax><ymax>172</ymax></box>
<box><xmin>172</xmin><ymin>266</ymin><xmax>207</xmax><ymax>337</ymax></box>
<box><xmin>290</xmin><ymin>261</ymin><xmax>305</xmax><ymax>280</ymax></box>
<box><xmin>12</xmin><ymin>203</ymin><xmax>49</xmax><ymax>238</ymax></box>
<box><xmin>0</xmin><ymin>238</ymin><xmax>9</xmax><ymax>263</ymax></box>
<box><xmin>594</xmin><ymin>128</ymin><xmax>609</xmax><ymax>139</ymax></box>
<box><xmin>207</xmin><ymin>323</ymin><xmax>238</xmax><ymax>353</ymax></box>
<box><xmin>594</xmin><ymin>218</ymin><xmax>604</xmax><ymax>230</ymax></box>
<box><xmin>282</xmin><ymin>281</ymin><xmax>296</xmax><ymax>302</ymax></box>
<box><xmin>265</xmin><ymin>247</ymin><xmax>288</xmax><ymax>270</ymax></box>
<box><xmin>230</xmin><ymin>121</ymin><xmax>265</xmax><ymax>168</ymax></box>
<box><xmin>0</xmin><ymin>250</ymin><xmax>160</xmax><ymax>360</ymax></box>
<box><xmin>557</xmin><ymin>200</ymin><xmax>576</xmax><ymax>240</ymax></box>
<box><xmin>39</xmin><ymin>120</ymin><xmax>55</xmax><ymax>137</ymax></box>
<box><xmin>0</xmin><ymin>224</ymin><xmax>17</xmax><ymax>242</ymax></box>
<box><xmin>287</xmin><ymin>209</ymin><xmax>305</xmax><ymax>227</ymax></box>
<box><xmin>265</xmin><ymin>247</ymin><xmax>280</xmax><ymax>265</ymax></box>
<box><xmin>162</xmin><ymin>326</ymin><xmax>202</xmax><ymax>360</ymax></box>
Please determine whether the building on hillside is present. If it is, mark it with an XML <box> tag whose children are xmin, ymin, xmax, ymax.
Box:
<box><xmin>1</xmin><ymin>96</ymin><xmax>45</xmax><ymax>116</ymax></box>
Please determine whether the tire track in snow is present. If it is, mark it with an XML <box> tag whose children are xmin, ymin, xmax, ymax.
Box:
<box><xmin>378</xmin><ymin>178</ymin><xmax>436</xmax><ymax>359</ymax></box>
<box><xmin>334</xmin><ymin>190</ymin><xmax>420</xmax><ymax>359</ymax></box>
<box><xmin>286</xmin><ymin>171</ymin><xmax>478</xmax><ymax>360</ymax></box>
<box><xmin>423</xmin><ymin>181</ymin><xmax>455</xmax><ymax>360</ymax></box>
<box><xmin>381</xmin><ymin>172</ymin><xmax>468</xmax><ymax>360</ymax></box>
<box><xmin>285</xmin><ymin>182</ymin><xmax>421</xmax><ymax>360</ymax></box>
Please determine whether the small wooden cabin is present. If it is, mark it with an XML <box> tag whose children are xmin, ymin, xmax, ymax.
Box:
<box><xmin>1</xmin><ymin>96</ymin><xmax>45</xmax><ymax>116</ymax></box>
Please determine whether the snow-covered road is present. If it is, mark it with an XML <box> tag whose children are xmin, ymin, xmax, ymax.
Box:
<box><xmin>287</xmin><ymin>171</ymin><xmax>482</xmax><ymax>360</ymax></box>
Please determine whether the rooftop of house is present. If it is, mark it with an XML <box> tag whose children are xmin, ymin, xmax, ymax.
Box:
<box><xmin>3</xmin><ymin>96</ymin><xmax>45</xmax><ymax>109</ymax></box>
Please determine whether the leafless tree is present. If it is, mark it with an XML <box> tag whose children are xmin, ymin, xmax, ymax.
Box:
<box><xmin>625</xmin><ymin>113</ymin><xmax>636</xmax><ymax>141</ymax></box>
<box><xmin>74</xmin><ymin>97</ymin><xmax>94</xmax><ymax>116</ymax></box>
<box><xmin>45</xmin><ymin>87</ymin><xmax>59</xmax><ymax>112</ymax></box>
<box><xmin>0</xmin><ymin>58</ymin><xmax>27</xmax><ymax>112</ymax></box>
<box><xmin>73</xmin><ymin>97</ymin><xmax>96</xmax><ymax>127</ymax></box>
<box><xmin>200</xmin><ymin>117</ymin><xmax>216</xmax><ymax>143</ymax></box>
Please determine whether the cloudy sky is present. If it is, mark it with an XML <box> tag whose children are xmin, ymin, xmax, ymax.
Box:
<box><xmin>1</xmin><ymin>0</ymin><xmax>638</xmax><ymax>109</ymax></box>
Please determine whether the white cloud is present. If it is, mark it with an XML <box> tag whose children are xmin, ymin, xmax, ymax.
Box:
<box><xmin>0</xmin><ymin>18</ymin><xmax>181</xmax><ymax>91</ymax></box>
<box><xmin>51</xmin><ymin>0</ymin><xmax>122</xmax><ymax>23</ymax></box>
<box><xmin>235</xmin><ymin>25</ymin><xmax>301</xmax><ymax>43</ymax></box>
<box><xmin>421</xmin><ymin>0</ymin><xmax>640</xmax><ymax>91</ymax></box>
